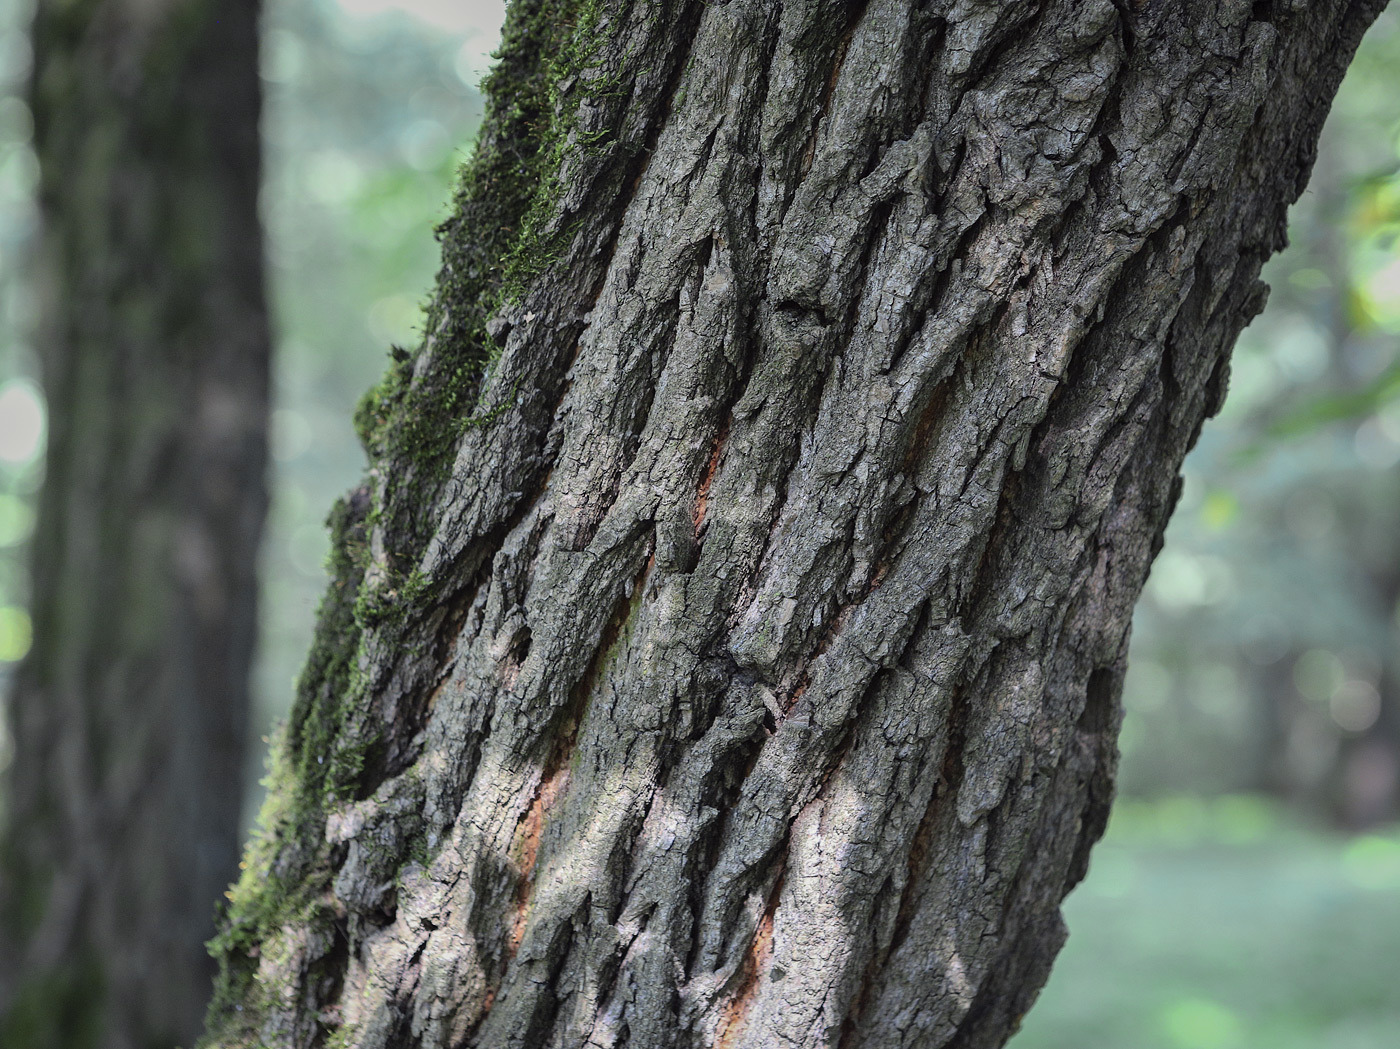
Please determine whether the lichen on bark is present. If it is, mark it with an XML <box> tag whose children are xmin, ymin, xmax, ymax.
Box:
<box><xmin>204</xmin><ymin>2</ymin><xmax>1389</xmax><ymax>1048</ymax></box>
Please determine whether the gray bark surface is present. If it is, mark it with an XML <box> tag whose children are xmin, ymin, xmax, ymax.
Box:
<box><xmin>0</xmin><ymin>2</ymin><xmax>269</xmax><ymax>1047</ymax></box>
<box><xmin>205</xmin><ymin>1</ymin><xmax>1384</xmax><ymax>1048</ymax></box>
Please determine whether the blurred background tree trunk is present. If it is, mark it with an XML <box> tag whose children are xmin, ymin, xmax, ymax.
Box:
<box><xmin>0</xmin><ymin>1</ymin><xmax>269</xmax><ymax>1047</ymax></box>
<box><xmin>200</xmin><ymin>2</ymin><xmax>1386</xmax><ymax>1049</ymax></box>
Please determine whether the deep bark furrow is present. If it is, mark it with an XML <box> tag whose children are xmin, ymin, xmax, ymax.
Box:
<box><xmin>203</xmin><ymin>2</ymin><xmax>1389</xmax><ymax>1048</ymax></box>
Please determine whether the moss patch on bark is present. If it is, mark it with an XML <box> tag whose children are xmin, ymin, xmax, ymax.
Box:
<box><xmin>202</xmin><ymin>2</ymin><xmax>615</xmax><ymax>1042</ymax></box>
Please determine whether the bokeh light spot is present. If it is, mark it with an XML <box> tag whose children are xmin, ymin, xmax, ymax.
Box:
<box><xmin>1199</xmin><ymin>489</ymin><xmax>1239</xmax><ymax>530</ymax></box>
<box><xmin>1147</xmin><ymin>550</ymin><xmax>1234</xmax><ymax>611</ymax></box>
<box><xmin>304</xmin><ymin>149</ymin><xmax>365</xmax><ymax>206</ymax></box>
<box><xmin>262</xmin><ymin>28</ymin><xmax>306</xmax><ymax>84</ymax></box>
<box><xmin>1342</xmin><ymin>835</ymin><xmax>1400</xmax><ymax>891</ymax></box>
<box><xmin>1330</xmin><ymin>680</ymin><xmax>1381</xmax><ymax>733</ymax></box>
<box><xmin>1123</xmin><ymin>658</ymin><xmax>1171</xmax><ymax>713</ymax></box>
<box><xmin>0</xmin><ymin>492</ymin><xmax>33</xmax><ymax>547</ymax></box>
<box><xmin>0</xmin><ymin>378</ymin><xmax>44</xmax><ymax>464</ymax></box>
<box><xmin>1287</xmin><ymin>267</ymin><xmax>1331</xmax><ymax>290</ymax></box>
<box><xmin>367</xmin><ymin>292</ymin><xmax>423</xmax><ymax>345</ymax></box>
<box><xmin>1211</xmin><ymin>794</ymin><xmax>1275</xmax><ymax>844</ymax></box>
<box><xmin>1293</xmin><ymin>649</ymin><xmax>1344</xmax><ymax>704</ymax></box>
<box><xmin>0</xmin><ymin>605</ymin><xmax>31</xmax><ymax>662</ymax></box>
<box><xmin>271</xmin><ymin>408</ymin><xmax>314</xmax><ymax>462</ymax></box>
<box><xmin>1158</xmin><ymin>997</ymin><xmax>1244</xmax><ymax>1049</ymax></box>
<box><xmin>288</xmin><ymin>524</ymin><xmax>329</xmax><ymax>578</ymax></box>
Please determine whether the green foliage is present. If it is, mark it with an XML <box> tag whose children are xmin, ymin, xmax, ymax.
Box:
<box><xmin>1257</xmin><ymin>358</ymin><xmax>1400</xmax><ymax>442</ymax></box>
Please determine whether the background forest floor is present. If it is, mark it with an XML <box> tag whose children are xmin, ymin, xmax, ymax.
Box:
<box><xmin>1013</xmin><ymin>798</ymin><xmax>1400</xmax><ymax>1049</ymax></box>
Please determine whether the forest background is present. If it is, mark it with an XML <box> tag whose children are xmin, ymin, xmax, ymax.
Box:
<box><xmin>0</xmin><ymin>0</ymin><xmax>1398</xmax><ymax>1046</ymax></box>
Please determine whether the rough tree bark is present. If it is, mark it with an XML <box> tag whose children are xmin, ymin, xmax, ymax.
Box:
<box><xmin>204</xmin><ymin>1</ymin><xmax>1384</xmax><ymax>1047</ymax></box>
<box><xmin>0</xmin><ymin>2</ymin><xmax>268</xmax><ymax>1047</ymax></box>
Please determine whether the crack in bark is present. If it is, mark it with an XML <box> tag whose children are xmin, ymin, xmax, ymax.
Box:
<box><xmin>714</xmin><ymin>868</ymin><xmax>785</xmax><ymax>1049</ymax></box>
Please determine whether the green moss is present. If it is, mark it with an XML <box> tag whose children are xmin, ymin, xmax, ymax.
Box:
<box><xmin>202</xmin><ymin>495</ymin><xmax>371</xmax><ymax>1044</ymax></box>
<box><xmin>351</xmin><ymin>353</ymin><xmax>411</xmax><ymax>459</ymax></box>
<box><xmin>365</xmin><ymin>0</ymin><xmax>579</xmax><ymax>472</ymax></box>
<box><xmin>201</xmin><ymin>726</ymin><xmax>326</xmax><ymax>1043</ymax></box>
<box><xmin>287</xmin><ymin>494</ymin><xmax>373</xmax><ymax>801</ymax></box>
<box><xmin>353</xmin><ymin>566</ymin><xmax>433</xmax><ymax>628</ymax></box>
<box><xmin>493</xmin><ymin>0</ymin><xmax>621</xmax><ymax>303</ymax></box>
<box><xmin>358</xmin><ymin>0</ymin><xmax>627</xmax><ymax>572</ymax></box>
<box><xmin>204</xmin><ymin>1</ymin><xmax>643</xmax><ymax>1037</ymax></box>
<box><xmin>324</xmin><ymin>1024</ymin><xmax>360</xmax><ymax>1049</ymax></box>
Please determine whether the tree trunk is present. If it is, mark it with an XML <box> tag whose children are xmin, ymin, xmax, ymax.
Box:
<box><xmin>0</xmin><ymin>2</ymin><xmax>268</xmax><ymax>1047</ymax></box>
<box><xmin>204</xmin><ymin>1</ymin><xmax>1384</xmax><ymax>1047</ymax></box>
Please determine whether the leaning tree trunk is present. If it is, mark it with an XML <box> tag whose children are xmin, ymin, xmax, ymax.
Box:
<box><xmin>0</xmin><ymin>2</ymin><xmax>268</xmax><ymax>1047</ymax></box>
<box><xmin>204</xmin><ymin>1</ymin><xmax>1384</xmax><ymax>1047</ymax></box>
